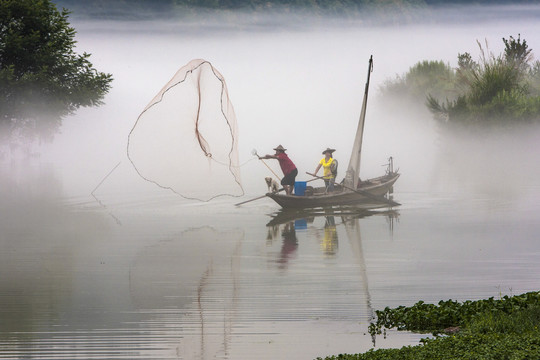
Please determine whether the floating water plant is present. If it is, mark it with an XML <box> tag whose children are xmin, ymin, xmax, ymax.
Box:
<box><xmin>316</xmin><ymin>291</ymin><xmax>540</xmax><ymax>360</ymax></box>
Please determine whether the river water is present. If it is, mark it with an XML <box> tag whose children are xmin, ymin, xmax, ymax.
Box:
<box><xmin>1</xmin><ymin>165</ymin><xmax>539</xmax><ymax>359</ymax></box>
<box><xmin>2</xmin><ymin>5</ymin><xmax>540</xmax><ymax>360</ymax></box>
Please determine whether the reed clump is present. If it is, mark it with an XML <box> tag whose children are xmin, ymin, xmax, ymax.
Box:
<box><xmin>428</xmin><ymin>36</ymin><xmax>540</xmax><ymax>126</ymax></box>
<box><xmin>381</xmin><ymin>35</ymin><xmax>540</xmax><ymax>127</ymax></box>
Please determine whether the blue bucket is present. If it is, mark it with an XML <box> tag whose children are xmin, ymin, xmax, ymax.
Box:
<box><xmin>294</xmin><ymin>218</ymin><xmax>307</xmax><ymax>230</ymax></box>
<box><xmin>294</xmin><ymin>181</ymin><xmax>307</xmax><ymax>196</ymax></box>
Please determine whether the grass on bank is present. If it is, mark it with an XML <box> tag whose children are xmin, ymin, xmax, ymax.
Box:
<box><xmin>316</xmin><ymin>291</ymin><xmax>540</xmax><ymax>360</ymax></box>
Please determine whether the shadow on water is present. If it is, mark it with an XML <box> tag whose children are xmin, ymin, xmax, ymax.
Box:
<box><xmin>265</xmin><ymin>206</ymin><xmax>399</xmax><ymax>346</ymax></box>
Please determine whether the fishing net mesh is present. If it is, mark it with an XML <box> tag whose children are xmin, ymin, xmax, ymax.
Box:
<box><xmin>127</xmin><ymin>59</ymin><xmax>243</xmax><ymax>201</ymax></box>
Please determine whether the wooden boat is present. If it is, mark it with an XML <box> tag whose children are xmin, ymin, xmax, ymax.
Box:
<box><xmin>267</xmin><ymin>55</ymin><xmax>400</xmax><ymax>209</ymax></box>
<box><xmin>267</xmin><ymin>170</ymin><xmax>399</xmax><ymax>209</ymax></box>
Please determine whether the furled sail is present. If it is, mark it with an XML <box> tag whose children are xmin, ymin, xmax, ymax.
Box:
<box><xmin>344</xmin><ymin>55</ymin><xmax>373</xmax><ymax>190</ymax></box>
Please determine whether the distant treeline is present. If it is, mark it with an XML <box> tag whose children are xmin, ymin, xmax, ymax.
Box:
<box><xmin>54</xmin><ymin>0</ymin><xmax>540</xmax><ymax>18</ymax></box>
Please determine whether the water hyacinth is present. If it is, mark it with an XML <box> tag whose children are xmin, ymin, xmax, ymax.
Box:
<box><xmin>368</xmin><ymin>291</ymin><xmax>540</xmax><ymax>336</ymax></box>
<box><xmin>316</xmin><ymin>292</ymin><xmax>540</xmax><ymax>360</ymax></box>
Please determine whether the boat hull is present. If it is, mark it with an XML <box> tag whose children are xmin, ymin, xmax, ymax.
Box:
<box><xmin>267</xmin><ymin>173</ymin><xmax>400</xmax><ymax>209</ymax></box>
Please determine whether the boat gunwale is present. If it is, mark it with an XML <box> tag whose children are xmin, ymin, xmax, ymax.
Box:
<box><xmin>266</xmin><ymin>172</ymin><xmax>400</xmax><ymax>208</ymax></box>
<box><xmin>270</xmin><ymin>172</ymin><xmax>400</xmax><ymax>199</ymax></box>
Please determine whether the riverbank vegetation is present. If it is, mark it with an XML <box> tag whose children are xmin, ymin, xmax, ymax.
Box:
<box><xmin>380</xmin><ymin>35</ymin><xmax>540</xmax><ymax>127</ymax></box>
<box><xmin>315</xmin><ymin>291</ymin><xmax>540</xmax><ymax>360</ymax></box>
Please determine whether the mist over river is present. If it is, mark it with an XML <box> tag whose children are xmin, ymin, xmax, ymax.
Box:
<box><xmin>1</xmin><ymin>4</ymin><xmax>540</xmax><ymax>359</ymax></box>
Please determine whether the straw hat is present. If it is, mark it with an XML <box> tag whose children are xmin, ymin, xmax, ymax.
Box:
<box><xmin>322</xmin><ymin>148</ymin><xmax>336</xmax><ymax>154</ymax></box>
<box><xmin>273</xmin><ymin>145</ymin><xmax>287</xmax><ymax>152</ymax></box>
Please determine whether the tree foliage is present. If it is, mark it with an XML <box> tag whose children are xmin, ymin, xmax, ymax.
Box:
<box><xmin>56</xmin><ymin>0</ymin><xmax>404</xmax><ymax>14</ymax></box>
<box><xmin>0</xmin><ymin>0</ymin><xmax>113</xmax><ymax>141</ymax></box>
<box><xmin>54</xmin><ymin>0</ymin><xmax>540</xmax><ymax>14</ymax></box>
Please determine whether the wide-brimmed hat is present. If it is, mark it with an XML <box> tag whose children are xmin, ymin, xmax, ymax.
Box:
<box><xmin>273</xmin><ymin>145</ymin><xmax>287</xmax><ymax>152</ymax></box>
<box><xmin>322</xmin><ymin>147</ymin><xmax>336</xmax><ymax>154</ymax></box>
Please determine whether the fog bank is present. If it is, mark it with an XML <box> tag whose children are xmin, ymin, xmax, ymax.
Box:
<box><xmin>3</xmin><ymin>4</ymin><xmax>540</xmax><ymax>203</ymax></box>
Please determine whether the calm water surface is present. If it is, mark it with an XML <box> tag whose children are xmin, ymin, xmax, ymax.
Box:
<box><xmin>1</xmin><ymin>182</ymin><xmax>539</xmax><ymax>360</ymax></box>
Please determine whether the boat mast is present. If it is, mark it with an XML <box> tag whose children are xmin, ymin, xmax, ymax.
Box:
<box><xmin>344</xmin><ymin>55</ymin><xmax>373</xmax><ymax>190</ymax></box>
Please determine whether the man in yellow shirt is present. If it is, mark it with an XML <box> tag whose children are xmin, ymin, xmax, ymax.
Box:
<box><xmin>313</xmin><ymin>148</ymin><xmax>337</xmax><ymax>193</ymax></box>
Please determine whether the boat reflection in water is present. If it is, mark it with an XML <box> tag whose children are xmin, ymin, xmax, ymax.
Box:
<box><xmin>266</xmin><ymin>206</ymin><xmax>398</xmax><ymax>230</ymax></box>
<box><xmin>266</xmin><ymin>206</ymin><xmax>399</xmax><ymax>259</ymax></box>
<box><xmin>266</xmin><ymin>206</ymin><xmax>399</xmax><ymax>345</ymax></box>
<box><xmin>126</xmin><ymin>206</ymin><xmax>399</xmax><ymax>359</ymax></box>
<box><xmin>322</xmin><ymin>216</ymin><xmax>338</xmax><ymax>256</ymax></box>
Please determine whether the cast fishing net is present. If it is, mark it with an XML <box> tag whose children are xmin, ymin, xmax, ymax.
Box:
<box><xmin>127</xmin><ymin>59</ymin><xmax>243</xmax><ymax>201</ymax></box>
